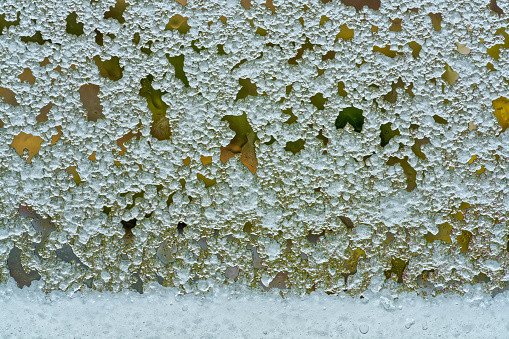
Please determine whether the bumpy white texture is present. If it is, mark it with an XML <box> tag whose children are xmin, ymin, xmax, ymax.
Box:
<box><xmin>0</xmin><ymin>0</ymin><xmax>508</xmax><ymax>296</ymax></box>
<box><xmin>1</xmin><ymin>281</ymin><xmax>509</xmax><ymax>338</ymax></box>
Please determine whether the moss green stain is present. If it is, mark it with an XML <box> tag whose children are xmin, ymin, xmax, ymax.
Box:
<box><xmin>282</xmin><ymin>108</ymin><xmax>297</xmax><ymax>124</ymax></box>
<box><xmin>94</xmin><ymin>56</ymin><xmax>123</xmax><ymax>81</ymax></box>
<box><xmin>288</xmin><ymin>38</ymin><xmax>314</xmax><ymax>65</ymax></box>
<box><xmin>21</xmin><ymin>31</ymin><xmax>49</xmax><ymax>45</ymax></box>
<box><xmin>387</xmin><ymin>156</ymin><xmax>417</xmax><ymax>192</ymax></box>
<box><xmin>191</xmin><ymin>40</ymin><xmax>206</xmax><ymax>54</ymax></box>
<box><xmin>141</xmin><ymin>41</ymin><xmax>153</xmax><ymax>55</ymax></box>
<box><xmin>380</xmin><ymin>122</ymin><xmax>400</xmax><ymax>147</ymax></box>
<box><xmin>236</xmin><ymin>78</ymin><xmax>258</xmax><ymax>101</ymax></box>
<box><xmin>165</xmin><ymin>14</ymin><xmax>191</xmax><ymax>34</ymax></box>
<box><xmin>473</xmin><ymin>272</ymin><xmax>490</xmax><ymax>283</ymax></box>
<box><xmin>104</xmin><ymin>0</ymin><xmax>128</xmax><ymax>24</ymax></box>
<box><xmin>487</xmin><ymin>28</ymin><xmax>509</xmax><ymax>60</ymax></box>
<box><xmin>0</xmin><ymin>12</ymin><xmax>19</xmax><ymax>35</ymax></box>
<box><xmin>66</xmin><ymin>12</ymin><xmax>84</xmax><ymax>37</ymax></box>
<box><xmin>220</xmin><ymin>113</ymin><xmax>259</xmax><ymax>174</ymax></box>
<box><xmin>310</xmin><ymin>93</ymin><xmax>327</xmax><ymax>110</ymax></box>
<box><xmin>423</xmin><ymin>222</ymin><xmax>453</xmax><ymax>244</ymax></box>
<box><xmin>217</xmin><ymin>44</ymin><xmax>227</xmax><ymax>55</ymax></box>
<box><xmin>433</xmin><ymin>115</ymin><xmax>448</xmax><ymax>124</ymax></box>
<box><xmin>166</xmin><ymin>54</ymin><xmax>189</xmax><ymax>88</ymax></box>
<box><xmin>337</xmin><ymin>81</ymin><xmax>347</xmax><ymax>97</ymax></box>
<box><xmin>221</xmin><ymin>113</ymin><xmax>257</xmax><ymax>151</ymax></box>
<box><xmin>384</xmin><ymin>258</ymin><xmax>408</xmax><ymax>283</ymax></box>
<box><xmin>284</xmin><ymin>139</ymin><xmax>305</xmax><ymax>154</ymax></box>
<box><xmin>457</xmin><ymin>230</ymin><xmax>473</xmax><ymax>253</ymax></box>
<box><xmin>411</xmin><ymin>137</ymin><xmax>430</xmax><ymax>160</ymax></box>
<box><xmin>125</xmin><ymin>191</ymin><xmax>145</xmax><ymax>210</ymax></box>
<box><xmin>197</xmin><ymin>174</ymin><xmax>217</xmax><ymax>188</ymax></box>
<box><xmin>341</xmin><ymin>248</ymin><xmax>365</xmax><ymax>283</ymax></box>
<box><xmin>335</xmin><ymin>107</ymin><xmax>364</xmax><ymax>132</ymax></box>
<box><xmin>139</xmin><ymin>75</ymin><xmax>170</xmax><ymax>140</ymax></box>
<box><xmin>132</xmin><ymin>32</ymin><xmax>140</xmax><ymax>45</ymax></box>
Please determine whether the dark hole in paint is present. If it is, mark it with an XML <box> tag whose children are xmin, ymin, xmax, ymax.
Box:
<box><xmin>121</xmin><ymin>218</ymin><xmax>137</xmax><ymax>241</ymax></box>
<box><xmin>177</xmin><ymin>222</ymin><xmax>187</xmax><ymax>235</ymax></box>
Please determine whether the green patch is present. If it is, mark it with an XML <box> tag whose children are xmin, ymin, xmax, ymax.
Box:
<box><xmin>191</xmin><ymin>40</ymin><xmax>206</xmax><ymax>53</ymax></box>
<box><xmin>0</xmin><ymin>12</ymin><xmax>19</xmax><ymax>35</ymax></box>
<box><xmin>387</xmin><ymin>156</ymin><xmax>417</xmax><ymax>192</ymax></box>
<box><xmin>220</xmin><ymin>113</ymin><xmax>258</xmax><ymax>174</ymax></box>
<box><xmin>21</xmin><ymin>31</ymin><xmax>50</xmax><ymax>45</ymax></box>
<box><xmin>433</xmin><ymin>115</ymin><xmax>448</xmax><ymax>124</ymax></box>
<box><xmin>337</xmin><ymin>81</ymin><xmax>347</xmax><ymax>97</ymax></box>
<box><xmin>487</xmin><ymin>28</ymin><xmax>509</xmax><ymax>60</ymax></box>
<box><xmin>284</xmin><ymin>139</ymin><xmax>305</xmax><ymax>154</ymax></box>
<box><xmin>66</xmin><ymin>12</ymin><xmax>84</xmax><ymax>36</ymax></box>
<box><xmin>217</xmin><ymin>44</ymin><xmax>227</xmax><ymax>55</ymax></box>
<box><xmin>141</xmin><ymin>41</ymin><xmax>153</xmax><ymax>55</ymax></box>
<box><xmin>411</xmin><ymin>137</ymin><xmax>430</xmax><ymax>160</ymax></box>
<box><xmin>380</xmin><ymin>122</ymin><xmax>400</xmax><ymax>147</ymax></box>
<box><xmin>310</xmin><ymin>93</ymin><xmax>327</xmax><ymax>110</ymax></box>
<box><xmin>282</xmin><ymin>108</ymin><xmax>297</xmax><ymax>124</ymax></box>
<box><xmin>166</xmin><ymin>54</ymin><xmax>189</xmax><ymax>87</ymax></box>
<box><xmin>288</xmin><ymin>38</ymin><xmax>314</xmax><ymax>65</ymax></box>
<box><xmin>139</xmin><ymin>75</ymin><xmax>170</xmax><ymax>140</ymax></box>
<box><xmin>384</xmin><ymin>258</ymin><xmax>408</xmax><ymax>283</ymax></box>
<box><xmin>94</xmin><ymin>56</ymin><xmax>123</xmax><ymax>81</ymax></box>
<box><xmin>197</xmin><ymin>174</ymin><xmax>217</xmax><ymax>188</ymax></box>
<box><xmin>104</xmin><ymin>0</ymin><xmax>128</xmax><ymax>24</ymax></box>
<box><xmin>335</xmin><ymin>107</ymin><xmax>364</xmax><ymax>132</ymax></box>
<box><xmin>457</xmin><ymin>230</ymin><xmax>472</xmax><ymax>253</ymax></box>
<box><xmin>235</xmin><ymin>78</ymin><xmax>258</xmax><ymax>101</ymax></box>
<box><xmin>423</xmin><ymin>222</ymin><xmax>452</xmax><ymax>244</ymax></box>
<box><xmin>165</xmin><ymin>14</ymin><xmax>190</xmax><ymax>34</ymax></box>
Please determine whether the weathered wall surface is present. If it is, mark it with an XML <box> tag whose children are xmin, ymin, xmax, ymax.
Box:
<box><xmin>0</xmin><ymin>0</ymin><xmax>508</xmax><ymax>297</ymax></box>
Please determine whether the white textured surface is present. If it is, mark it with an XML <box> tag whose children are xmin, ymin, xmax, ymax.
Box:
<box><xmin>1</xmin><ymin>280</ymin><xmax>509</xmax><ymax>338</ymax></box>
<box><xmin>0</xmin><ymin>0</ymin><xmax>509</xmax><ymax>297</ymax></box>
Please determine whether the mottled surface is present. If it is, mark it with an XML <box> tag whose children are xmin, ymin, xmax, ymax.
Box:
<box><xmin>0</xmin><ymin>0</ymin><xmax>508</xmax><ymax>298</ymax></box>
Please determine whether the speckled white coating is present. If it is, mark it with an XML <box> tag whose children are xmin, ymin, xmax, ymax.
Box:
<box><xmin>0</xmin><ymin>0</ymin><xmax>508</xmax><ymax>297</ymax></box>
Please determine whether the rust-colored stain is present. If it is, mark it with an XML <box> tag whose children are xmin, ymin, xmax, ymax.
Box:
<box><xmin>117</xmin><ymin>131</ymin><xmax>141</xmax><ymax>155</ymax></box>
<box><xmin>201</xmin><ymin>155</ymin><xmax>212</xmax><ymax>166</ymax></box>
<box><xmin>220</xmin><ymin>113</ymin><xmax>258</xmax><ymax>174</ymax></box>
<box><xmin>51</xmin><ymin>126</ymin><xmax>62</xmax><ymax>145</ymax></box>
<box><xmin>429</xmin><ymin>13</ymin><xmax>442</xmax><ymax>31</ymax></box>
<box><xmin>39</xmin><ymin>57</ymin><xmax>51</xmax><ymax>67</ymax></box>
<box><xmin>340</xmin><ymin>0</ymin><xmax>380</xmax><ymax>11</ymax></box>
<box><xmin>265</xmin><ymin>0</ymin><xmax>275</xmax><ymax>13</ymax></box>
